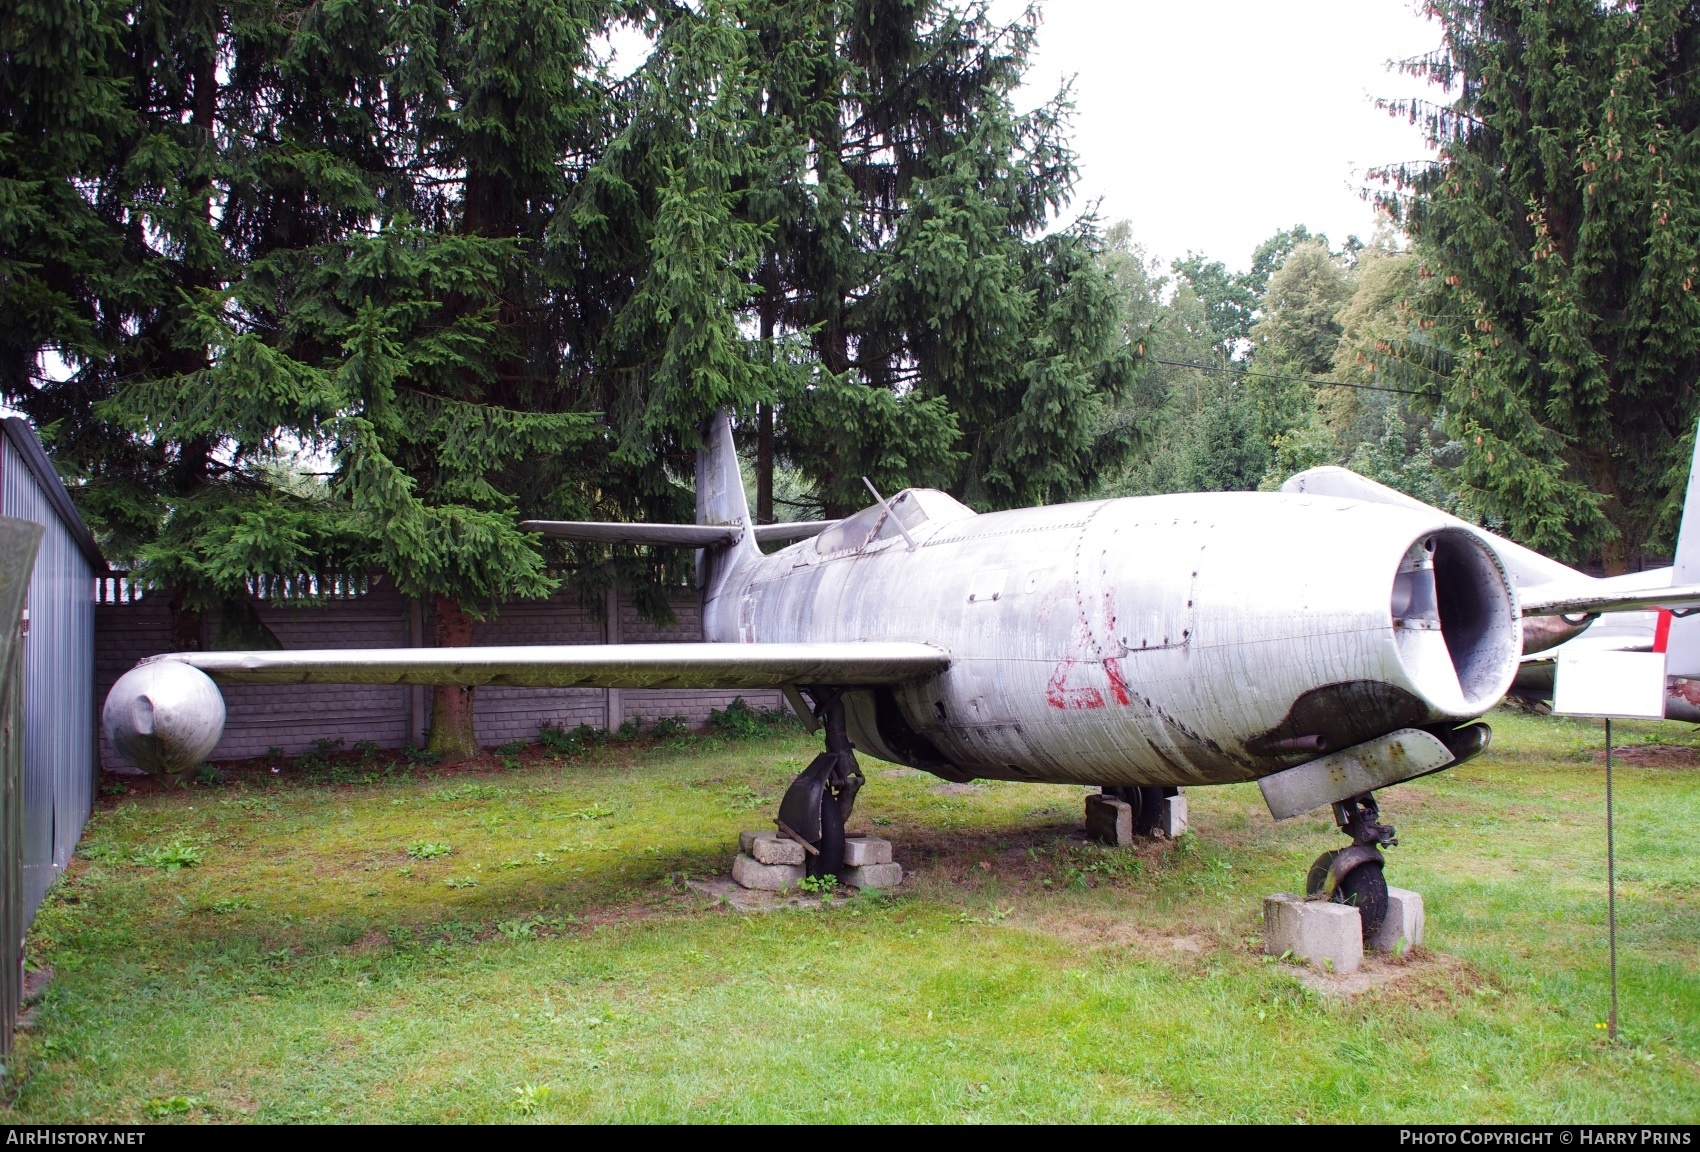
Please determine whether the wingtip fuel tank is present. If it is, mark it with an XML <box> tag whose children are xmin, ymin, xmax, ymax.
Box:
<box><xmin>102</xmin><ymin>660</ymin><xmax>226</xmax><ymax>776</ymax></box>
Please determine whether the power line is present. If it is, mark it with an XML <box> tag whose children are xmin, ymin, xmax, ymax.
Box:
<box><xmin>1148</xmin><ymin>357</ymin><xmax>1443</xmax><ymax>400</ymax></box>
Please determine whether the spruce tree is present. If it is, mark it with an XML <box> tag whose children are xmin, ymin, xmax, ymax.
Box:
<box><xmin>3</xmin><ymin>0</ymin><xmax>1143</xmax><ymax>759</ymax></box>
<box><xmin>734</xmin><ymin>0</ymin><xmax>1140</xmax><ymax>515</ymax></box>
<box><xmin>1377</xmin><ymin>0</ymin><xmax>1700</xmax><ymax>569</ymax></box>
<box><xmin>1</xmin><ymin>1</ymin><xmax>636</xmax><ymax>758</ymax></box>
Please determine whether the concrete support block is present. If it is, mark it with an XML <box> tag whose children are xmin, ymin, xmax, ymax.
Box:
<box><xmin>843</xmin><ymin>836</ymin><xmax>893</xmax><ymax>867</ymax></box>
<box><xmin>739</xmin><ymin>830</ymin><xmax>806</xmax><ymax>866</ymax></box>
<box><xmin>1085</xmin><ymin>794</ymin><xmax>1134</xmax><ymax>846</ymax></box>
<box><xmin>731</xmin><ymin>852</ymin><xmax>803</xmax><ymax>891</ymax></box>
<box><xmin>842</xmin><ymin>862</ymin><xmax>903</xmax><ymax>890</ymax></box>
<box><xmin>1156</xmin><ymin>793</ymin><xmax>1188</xmax><ymax>838</ymax></box>
<box><xmin>1370</xmin><ymin>886</ymin><xmax>1425</xmax><ymax>955</ymax></box>
<box><xmin>1263</xmin><ymin>893</ymin><xmax>1363</xmax><ymax>974</ymax></box>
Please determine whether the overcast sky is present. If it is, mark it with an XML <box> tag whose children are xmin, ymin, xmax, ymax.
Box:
<box><xmin>991</xmin><ymin>0</ymin><xmax>1446</xmax><ymax>270</ymax></box>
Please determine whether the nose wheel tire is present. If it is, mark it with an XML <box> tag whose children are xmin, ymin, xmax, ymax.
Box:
<box><xmin>1334</xmin><ymin>859</ymin><xmax>1388</xmax><ymax>938</ymax></box>
<box><xmin>1305</xmin><ymin>850</ymin><xmax>1339</xmax><ymax>899</ymax></box>
<box><xmin>1305</xmin><ymin>850</ymin><xmax>1389</xmax><ymax>940</ymax></box>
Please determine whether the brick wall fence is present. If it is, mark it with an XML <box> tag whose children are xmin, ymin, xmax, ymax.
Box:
<box><xmin>95</xmin><ymin>581</ymin><xmax>783</xmax><ymax>770</ymax></box>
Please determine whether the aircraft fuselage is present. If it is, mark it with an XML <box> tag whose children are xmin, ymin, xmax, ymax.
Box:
<box><xmin>706</xmin><ymin>488</ymin><xmax>1522</xmax><ymax>788</ymax></box>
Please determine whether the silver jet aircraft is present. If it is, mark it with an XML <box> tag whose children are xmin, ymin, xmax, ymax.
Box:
<box><xmin>105</xmin><ymin>413</ymin><xmax>1700</xmax><ymax>939</ymax></box>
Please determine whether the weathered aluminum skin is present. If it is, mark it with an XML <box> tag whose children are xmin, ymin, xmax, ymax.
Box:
<box><xmin>148</xmin><ymin>641</ymin><xmax>947</xmax><ymax>690</ymax></box>
<box><xmin>521</xmin><ymin>519</ymin><xmax>839</xmax><ymax>546</ymax></box>
<box><xmin>1257</xmin><ymin>728</ymin><xmax>1454</xmax><ymax>820</ymax></box>
<box><xmin>105</xmin><ymin>411</ymin><xmax>1524</xmax><ymax>789</ymax></box>
<box><xmin>102</xmin><ymin>661</ymin><xmax>225</xmax><ymax>776</ymax></box>
<box><xmin>705</xmin><ymin>488</ymin><xmax>1522</xmax><ymax>787</ymax></box>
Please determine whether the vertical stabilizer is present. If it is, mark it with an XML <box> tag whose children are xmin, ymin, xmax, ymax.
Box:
<box><xmin>1665</xmin><ymin>430</ymin><xmax>1700</xmax><ymax>677</ymax></box>
<box><xmin>695</xmin><ymin>411</ymin><xmax>759</xmax><ymax>620</ymax></box>
<box><xmin>697</xmin><ymin>409</ymin><xmax>756</xmax><ymax>539</ymax></box>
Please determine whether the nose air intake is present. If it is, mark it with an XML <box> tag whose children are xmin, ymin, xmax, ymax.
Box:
<box><xmin>1391</xmin><ymin>527</ymin><xmax>1519</xmax><ymax>716</ymax></box>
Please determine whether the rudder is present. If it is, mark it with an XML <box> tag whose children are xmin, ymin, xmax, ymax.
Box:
<box><xmin>695</xmin><ymin>410</ymin><xmax>759</xmax><ymax>609</ymax></box>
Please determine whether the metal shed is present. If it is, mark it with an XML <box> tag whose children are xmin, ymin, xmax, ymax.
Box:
<box><xmin>0</xmin><ymin>418</ymin><xmax>102</xmax><ymax>926</ymax></box>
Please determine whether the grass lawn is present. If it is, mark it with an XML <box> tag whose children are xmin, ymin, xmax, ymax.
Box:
<box><xmin>8</xmin><ymin>706</ymin><xmax>1698</xmax><ymax>1123</ymax></box>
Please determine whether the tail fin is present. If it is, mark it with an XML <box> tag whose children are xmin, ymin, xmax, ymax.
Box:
<box><xmin>695</xmin><ymin>410</ymin><xmax>759</xmax><ymax>602</ymax></box>
<box><xmin>1666</xmin><ymin>431</ymin><xmax>1700</xmax><ymax>677</ymax></box>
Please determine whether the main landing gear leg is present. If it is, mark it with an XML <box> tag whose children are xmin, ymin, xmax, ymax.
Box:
<box><xmin>1305</xmin><ymin>792</ymin><xmax>1395</xmax><ymax>939</ymax></box>
<box><xmin>775</xmin><ymin>690</ymin><xmax>864</xmax><ymax>879</ymax></box>
<box><xmin>1101</xmin><ymin>786</ymin><xmax>1181</xmax><ymax>837</ymax></box>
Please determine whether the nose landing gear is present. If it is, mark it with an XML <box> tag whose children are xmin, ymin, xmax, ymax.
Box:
<box><xmin>1305</xmin><ymin>792</ymin><xmax>1395</xmax><ymax>938</ymax></box>
<box><xmin>775</xmin><ymin>690</ymin><xmax>864</xmax><ymax>879</ymax></box>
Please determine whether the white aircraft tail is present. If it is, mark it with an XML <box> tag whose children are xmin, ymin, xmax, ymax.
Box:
<box><xmin>696</xmin><ymin>409</ymin><xmax>759</xmax><ymax>597</ymax></box>
<box><xmin>1665</xmin><ymin>434</ymin><xmax>1700</xmax><ymax>676</ymax></box>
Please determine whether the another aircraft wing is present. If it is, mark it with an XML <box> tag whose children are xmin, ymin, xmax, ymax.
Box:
<box><xmin>1518</xmin><ymin>582</ymin><xmax>1700</xmax><ymax>617</ymax></box>
<box><xmin>143</xmin><ymin>642</ymin><xmax>949</xmax><ymax>690</ymax></box>
<box><xmin>1281</xmin><ymin>466</ymin><xmax>1700</xmax><ymax>620</ymax></box>
<box><xmin>520</xmin><ymin>520</ymin><xmax>841</xmax><ymax>546</ymax></box>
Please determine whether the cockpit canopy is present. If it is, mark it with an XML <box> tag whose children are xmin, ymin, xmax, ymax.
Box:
<box><xmin>813</xmin><ymin>488</ymin><xmax>976</xmax><ymax>555</ymax></box>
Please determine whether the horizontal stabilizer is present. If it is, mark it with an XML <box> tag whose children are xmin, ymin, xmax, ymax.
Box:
<box><xmin>143</xmin><ymin>641</ymin><xmax>948</xmax><ymax>690</ymax></box>
<box><xmin>520</xmin><ymin>519</ymin><xmax>839</xmax><ymax>546</ymax></box>
<box><xmin>1518</xmin><ymin>582</ymin><xmax>1700</xmax><ymax>617</ymax></box>
<box><xmin>522</xmin><ymin>521</ymin><xmax>738</xmax><ymax>546</ymax></box>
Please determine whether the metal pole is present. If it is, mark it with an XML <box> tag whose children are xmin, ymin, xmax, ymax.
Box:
<box><xmin>604</xmin><ymin>585</ymin><xmax>621</xmax><ymax>733</ymax></box>
<box><xmin>1606</xmin><ymin>716</ymin><xmax>1618</xmax><ymax>1043</ymax></box>
<box><xmin>408</xmin><ymin>598</ymin><xmax>424</xmax><ymax>748</ymax></box>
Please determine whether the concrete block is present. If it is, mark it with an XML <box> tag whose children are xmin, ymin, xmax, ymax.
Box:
<box><xmin>1370</xmin><ymin>886</ymin><xmax>1425</xmax><ymax>955</ymax></box>
<box><xmin>739</xmin><ymin>830</ymin><xmax>806</xmax><ymax>866</ymax></box>
<box><xmin>842</xmin><ymin>862</ymin><xmax>903</xmax><ymax>890</ymax></box>
<box><xmin>843</xmin><ymin>836</ymin><xmax>892</xmax><ymax>867</ymax></box>
<box><xmin>1156</xmin><ymin>793</ymin><xmax>1187</xmax><ymax>838</ymax></box>
<box><xmin>731</xmin><ymin>852</ymin><xmax>803</xmax><ymax>891</ymax></box>
<box><xmin>1085</xmin><ymin>793</ymin><xmax>1134</xmax><ymax>846</ymax></box>
<box><xmin>1263</xmin><ymin>893</ymin><xmax>1363</xmax><ymax>974</ymax></box>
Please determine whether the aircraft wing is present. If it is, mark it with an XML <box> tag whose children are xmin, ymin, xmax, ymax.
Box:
<box><xmin>142</xmin><ymin>642</ymin><xmax>949</xmax><ymax>689</ymax></box>
<box><xmin>1517</xmin><ymin>582</ymin><xmax>1700</xmax><ymax>617</ymax></box>
<box><xmin>520</xmin><ymin>520</ymin><xmax>840</xmax><ymax>546</ymax></box>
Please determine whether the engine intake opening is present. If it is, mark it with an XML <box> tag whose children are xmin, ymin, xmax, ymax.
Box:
<box><xmin>1392</xmin><ymin>528</ymin><xmax>1518</xmax><ymax>714</ymax></box>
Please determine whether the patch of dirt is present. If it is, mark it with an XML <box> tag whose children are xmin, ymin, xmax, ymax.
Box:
<box><xmin>890</xmin><ymin>822</ymin><xmax>1102</xmax><ymax>890</ymax></box>
<box><xmin>14</xmin><ymin>965</ymin><xmax>53</xmax><ymax>1031</ymax></box>
<box><xmin>348</xmin><ymin>929</ymin><xmax>389</xmax><ymax>954</ymax></box>
<box><xmin>1014</xmin><ymin>909</ymin><xmax>1219</xmax><ymax>957</ymax></box>
<box><xmin>1294</xmin><ymin>955</ymin><xmax>1417</xmax><ymax>996</ymax></box>
<box><xmin>931</xmin><ymin>782</ymin><xmax>983</xmax><ymax>795</ymax></box>
<box><xmin>22</xmin><ymin>966</ymin><xmax>52</xmax><ymax>1005</ymax></box>
<box><xmin>1593</xmin><ymin>744</ymin><xmax>1700</xmax><ymax>768</ymax></box>
<box><xmin>1289</xmin><ymin>949</ymin><xmax>1481</xmax><ymax>1003</ymax></box>
<box><xmin>571</xmin><ymin>899</ymin><xmax>659</xmax><ymax>932</ymax></box>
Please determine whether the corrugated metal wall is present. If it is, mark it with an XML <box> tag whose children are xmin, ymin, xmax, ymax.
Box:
<box><xmin>0</xmin><ymin>516</ymin><xmax>43</xmax><ymax>1063</ymax></box>
<box><xmin>0</xmin><ymin>422</ymin><xmax>98</xmax><ymax>927</ymax></box>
